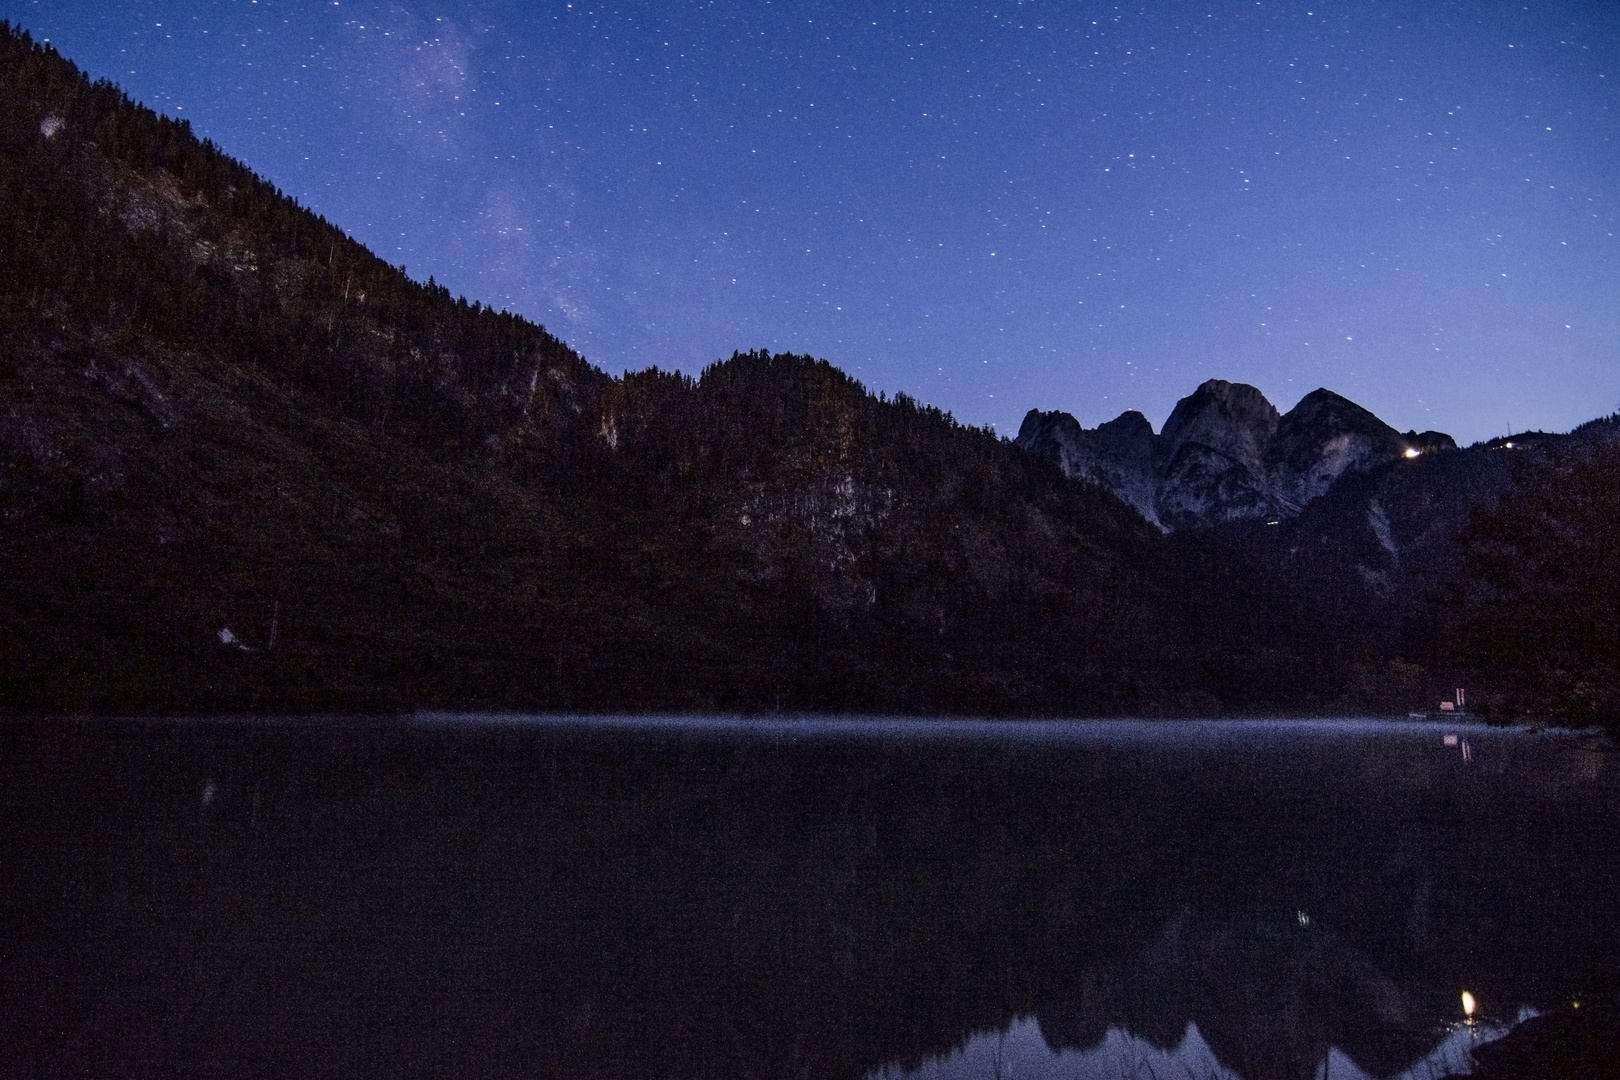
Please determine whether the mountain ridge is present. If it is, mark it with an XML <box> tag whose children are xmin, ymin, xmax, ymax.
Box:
<box><xmin>0</xmin><ymin>23</ymin><xmax>1235</xmax><ymax>716</ymax></box>
<box><xmin>3</xmin><ymin>22</ymin><xmax>1614</xmax><ymax>724</ymax></box>
<box><xmin>1017</xmin><ymin>380</ymin><xmax>1458</xmax><ymax>530</ymax></box>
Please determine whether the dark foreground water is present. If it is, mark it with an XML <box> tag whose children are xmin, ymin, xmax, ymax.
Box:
<box><xmin>2</xmin><ymin>716</ymin><xmax>1616</xmax><ymax>1080</ymax></box>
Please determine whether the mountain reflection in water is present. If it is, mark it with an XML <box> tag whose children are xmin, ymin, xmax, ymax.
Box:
<box><xmin>1</xmin><ymin>717</ymin><xmax>1614</xmax><ymax>1080</ymax></box>
<box><xmin>874</xmin><ymin>1015</ymin><xmax>1507</xmax><ymax>1080</ymax></box>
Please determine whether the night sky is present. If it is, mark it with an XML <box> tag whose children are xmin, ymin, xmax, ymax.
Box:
<box><xmin>9</xmin><ymin>1</ymin><xmax>1618</xmax><ymax>444</ymax></box>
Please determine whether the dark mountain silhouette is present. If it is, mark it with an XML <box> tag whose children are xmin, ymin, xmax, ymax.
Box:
<box><xmin>1018</xmin><ymin>376</ymin><xmax>1620</xmax><ymax>727</ymax></box>
<box><xmin>2</xmin><ymin>21</ymin><xmax>1614</xmax><ymax>725</ymax></box>
<box><xmin>1428</xmin><ymin>423</ymin><xmax>1620</xmax><ymax>726</ymax></box>
<box><xmin>1199</xmin><ymin>416</ymin><xmax>1620</xmax><ymax>720</ymax></box>
<box><xmin>0</xmin><ymin>24</ymin><xmax>1265</xmax><ymax>716</ymax></box>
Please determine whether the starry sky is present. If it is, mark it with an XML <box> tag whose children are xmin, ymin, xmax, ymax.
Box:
<box><xmin>8</xmin><ymin>1</ymin><xmax>1619</xmax><ymax>443</ymax></box>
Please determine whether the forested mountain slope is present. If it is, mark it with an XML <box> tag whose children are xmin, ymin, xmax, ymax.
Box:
<box><xmin>6</xmin><ymin>23</ymin><xmax>1607</xmax><ymax>721</ymax></box>
<box><xmin>2</xmin><ymin>24</ymin><xmax>1314</xmax><ymax>715</ymax></box>
<box><xmin>1432</xmin><ymin>425</ymin><xmax>1620</xmax><ymax>726</ymax></box>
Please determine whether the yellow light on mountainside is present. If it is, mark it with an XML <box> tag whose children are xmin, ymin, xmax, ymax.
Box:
<box><xmin>1461</xmin><ymin>991</ymin><xmax>1477</xmax><ymax>1018</ymax></box>
<box><xmin>1404</xmin><ymin>448</ymin><xmax>1421</xmax><ymax>459</ymax></box>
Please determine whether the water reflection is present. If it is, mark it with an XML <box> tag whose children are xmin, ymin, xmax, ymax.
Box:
<box><xmin>879</xmin><ymin>899</ymin><xmax>1528</xmax><ymax>1080</ymax></box>
<box><xmin>0</xmin><ymin>717</ymin><xmax>1612</xmax><ymax>1079</ymax></box>
<box><xmin>1035</xmin><ymin>908</ymin><xmax>1443</xmax><ymax>1079</ymax></box>
<box><xmin>877</xmin><ymin>1016</ymin><xmax>1507</xmax><ymax>1080</ymax></box>
<box><xmin>873</xmin><ymin>1018</ymin><xmax>1239</xmax><ymax>1080</ymax></box>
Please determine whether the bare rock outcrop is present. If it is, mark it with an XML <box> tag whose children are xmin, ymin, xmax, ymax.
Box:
<box><xmin>1018</xmin><ymin>380</ymin><xmax>1457</xmax><ymax>530</ymax></box>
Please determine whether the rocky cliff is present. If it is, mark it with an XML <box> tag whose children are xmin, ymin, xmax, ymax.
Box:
<box><xmin>1018</xmin><ymin>380</ymin><xmax>1457</xmax><ymax>531</ymax></box>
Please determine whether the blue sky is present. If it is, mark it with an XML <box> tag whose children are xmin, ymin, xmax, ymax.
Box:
<box><xmin>10</xmin><ymin>0</ymin><xmax>1619</xmax><ymax>443</ymax></box>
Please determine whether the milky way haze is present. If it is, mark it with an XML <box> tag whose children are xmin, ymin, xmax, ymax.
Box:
<box><xmin>9</xmin><ymin>0</ymin><xmax>1618</xmax><ymax>443</ymax></box>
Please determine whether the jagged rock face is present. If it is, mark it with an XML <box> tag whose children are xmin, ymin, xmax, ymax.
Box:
<box><xmin>1266</xmin><ymin>389</ymin><xmax>1411</xmax><ymax>511</ymax></box>
<box><xmin>1153</xmin><ymin>380</ymin><xmax>1284</xmax><ymax>528</ymax></box>
<box><xmin>1018</xmin><ymin>380</ymin><xmax>1451</xmax><ymax>531</ymax></box>
<box><xmin>1160</xmin><ymin>380</ymin><xmax>1280</xmax><ymax>476</ymax></box>
<box><xmin>1263</xmin><ymin>416</ymin><xmax>1614</xmax><ymax>636</ymax></box>
<box><xmin>1016</xmin><ymin>408</ymin><xmax>1163</xmax><ymax>526</ymax></box>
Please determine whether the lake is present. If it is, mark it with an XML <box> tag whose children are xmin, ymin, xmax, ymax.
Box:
<box><xmin>2</xmin><ymin>716</ymin><xmax>1615</xmax><ymax>1079</ymax></box>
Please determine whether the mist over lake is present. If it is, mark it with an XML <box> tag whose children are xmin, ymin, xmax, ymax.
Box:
<box><xmin>4</xmin><ymin>716</ymin><xmax>1615</xmax><ymax>1079</ymax></box>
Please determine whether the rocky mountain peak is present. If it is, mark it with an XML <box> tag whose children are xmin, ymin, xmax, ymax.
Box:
<box><xmin>1017</xmin><ymin>382</ymin><xmax>1451</xmax><ymax>531</ymax></box>
<box><xmin>1160</xmin><ymin>379</ymin><xmax>1281</xmax><ymax>470</ymax></box>
<box><xmin>1097</xmin><ymin>409</ymin><xmax>1155</xmax><ymax>442</ymax></box>
<box><xmin>1154</xmin><ymin>380</ymin><xmax>1284</xmax><ymax>529</ymax></box>
<box><xmin>1020</xmin><ymin>406</ymin><xmax>1164</xmax><ymax>526</ymax></box>
<box><xmin>1266</xmin><ymin>388</ymin><xmax>1407</xmax><ymax>510</ymax></box>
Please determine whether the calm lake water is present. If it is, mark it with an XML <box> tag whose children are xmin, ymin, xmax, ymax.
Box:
<box><xmin>2</xmin><ymin>716</ymin><xmax>1616</xmax><ymax>1079</ymax></box>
